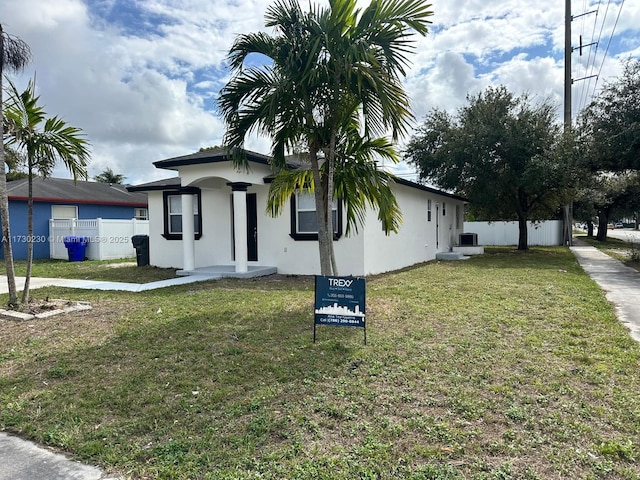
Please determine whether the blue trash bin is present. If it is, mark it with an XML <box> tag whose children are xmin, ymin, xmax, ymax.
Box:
<box><xmin>63</xmin><ymin>236</ymin><xmax>89</xmax><ymax>262</ymax></box>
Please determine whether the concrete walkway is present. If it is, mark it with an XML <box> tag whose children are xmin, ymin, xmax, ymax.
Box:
<box><xmin>2</xmin><ymin>244</ymin><xmax>639</xmax><ymax>479</ymax></box>
<box><xmin>0</xmin><ymin>432</ymin><xmax>118</xmax><ymax>480</ymax></box>
<box><xmin>0</xmin><ymin>274</ymin><xmax>222</xmax><ymax>294</ymax></box>
<box><xmin>570</xmin><ymin>242</ymin><xmax>640</xmax><ymax>343</ymax></box>
<box><xmin>0</xmin><ymin>263</ymin><xmax>278</xmax><ymax>295</ymax></box>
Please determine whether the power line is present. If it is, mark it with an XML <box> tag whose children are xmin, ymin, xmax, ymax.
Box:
<box><xmin>573</xmin><ymin>0</ymin><xmax>626</xmax><ymax>115</ymax></box>
<box><xmin>576</xmin><ymin>0</ymin><xmax>601</xmax><ymax>115</ymax></box>
<box><xmin>593</xmin><ymin>0</ymin><xmax>625</xmax><ymax>94</ymax></box>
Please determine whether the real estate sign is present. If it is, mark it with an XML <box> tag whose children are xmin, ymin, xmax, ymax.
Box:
<box><xmin>314</xmin><ymin>275</ymin><xmax>366</xmax><ymax>343</ymax></box>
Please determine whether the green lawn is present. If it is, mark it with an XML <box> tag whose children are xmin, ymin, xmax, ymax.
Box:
<box><xmin>1</xmin><ymin>247</ymin><xmax>639</xmax><ymax>479</ymax></box>
<box><xmin>1</xmin><ymin>258</ymin><xmax>178</xmax><ymax>283</ymax></box>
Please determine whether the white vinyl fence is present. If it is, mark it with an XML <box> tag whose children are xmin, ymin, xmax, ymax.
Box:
<box><xmin>463</xmin><ymin>220</ymin><xmax>563</xmax><ymax>246</ymax></box>
<box><xmin>49</xmin><ymin>218</ymin><xmax>149</xmax><ymax>260</ymax></box>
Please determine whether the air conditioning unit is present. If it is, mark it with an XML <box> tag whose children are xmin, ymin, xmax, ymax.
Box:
<box><xmin>459</xmin><ymin>233</ymin><xmax>478</xmax><ymax>246</ymax></box>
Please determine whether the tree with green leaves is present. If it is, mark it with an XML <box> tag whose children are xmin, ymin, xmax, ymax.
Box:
<box><xmin>575</xmin><ymin>172</ymin><xmax>640</xmax><ymax>241</ymax></box>
<box><xmin>3</xmin><ymin>146</ymin><xmax>28</xmax><ymax>181</ymax></box>
<box><xmin>578</xmin><ymin>60</ymin><xmax>640</xmax><ymax>173</ymax></box>
<box><xmin>405</xmin><ymin>86</ymin><xmax>578</xmax><ymax>250</ymax></box>
<box><xmin>218</xmin><ymin>0</ymin><xmax>432</xmax><ymax>275</ymax></box>
<box><xmin>94</xmin><ymin>167</ymin><xmax>125</xmax><ymax>184</ymax></box>
<box><xmin>4</xmin><ymin>76</ymin><xmax>90</xmax><ymax>304</ymax></box>
<box><xmin>1</xmin><ymin>24</ymin><xmax>31</xmax><ymax>306</ymax></box>
<box><xmin>577</xmin><ymin>59</ymin><xmax>640</xmax><ymax>235</ymax></box>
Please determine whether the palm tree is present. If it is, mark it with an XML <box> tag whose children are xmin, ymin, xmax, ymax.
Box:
<box><xmin>218</xmin><ymin>0</ymin><xmax>432</xmax><ymax>275</ymax></box>
<box><xmin>267</xmin><ymin>116</ymin><xmax>403</xmax><ymax>236</ymax></box>
<box><xmin>94</xmin><ymin>167</ymin><xmax>125</xmax><ymax>184</ymax></box>
<box><xmin>1</xmin><ymin>24</ymin><xmax>31</xmax><ymax>306</ymax></box>
<box><xmin>4</xmin><ymin>77</ymin><xmax>90</xmax><ymax>304</ymax></box>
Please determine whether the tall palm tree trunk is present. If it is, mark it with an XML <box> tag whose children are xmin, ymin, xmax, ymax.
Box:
<box><xmin>21</xmin><ymin>166</ymin><xmax>34</xmax><ymax>304</ymax></box>
<box><xmin>309</xmin><ymin>149</ymin><xmax>332</xmax><ymax>276</ymax></box>
<box><xmin>0</xmin><ymin>169</ymin><xmax>18</xmax><ymax>306</ymax></box>
<box><xmin>0</xmin><ymin>25</ymin><xmax>21</xmax><ymax>306</ymax></box>
<box><xmin>327</xmin><ymin>128</ymin><xmax>338</xmax><ymax>276</ymax></box>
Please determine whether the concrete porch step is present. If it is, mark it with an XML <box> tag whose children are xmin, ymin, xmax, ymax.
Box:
<box><xmin>177</xmin><ymin>265</ymin><xmax>277</xmax><ymax>278</ymax></box>
<box><xmin>435</xmin><ymin>252</ymin><xmax>470</xmax><ymax>261</ymax></box>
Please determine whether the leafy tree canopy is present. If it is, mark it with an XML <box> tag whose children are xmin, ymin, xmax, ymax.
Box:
<box><xmin>198</xmin><ymin>145</ymin><xmax>222</xmax><ymax>152</ymax></box>
<box><xmin>574</xmin><ymin>172</ymin><xmax>640</xmax><ymax>240</ymax></box>
<box><xmin>405</xmin><ymin>86</ymin><xmax>579</xmax><ymax>249</ymax></box>
<box><xmin>94</xmin><ymin>167</ymin><xmax>125</xmax><ymax>184</ymax></box>
<box><xmin>3</xmin><ymin>147</ymin><xmax>28</xmax><ymax>181</ymax></box>
<box><xmin>578</xmin><ymin>59</ymin><xmax>640</xmax><ymax>172</ymax></box>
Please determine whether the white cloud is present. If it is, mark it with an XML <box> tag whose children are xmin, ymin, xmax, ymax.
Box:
<box><xmin>2</xmin><ymin>0</ymin><xmax>638</xmax><ymax>184</ymax></box>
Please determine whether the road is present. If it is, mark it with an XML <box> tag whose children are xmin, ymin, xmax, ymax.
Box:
<box><xmin>597</xmin><ymin>228</ymin><xmax>640</xmax><ymax>243</ymax></box>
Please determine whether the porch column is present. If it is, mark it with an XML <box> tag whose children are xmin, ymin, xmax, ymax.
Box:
<box><xmin>228</xmin><ymin>182</ymin><xmax>251</xmax><ymax>274</ymax></box>
<box><xmin>181</xmin><ymin>193</ymin><xmax>195</xmax><ymax>272</ymax></box>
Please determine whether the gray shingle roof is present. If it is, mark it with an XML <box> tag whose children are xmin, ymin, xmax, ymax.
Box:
<box><xmin>7</xmin><ymin>177</ymin><xmax>148</xmax><ymax>206</ymax></box>
<box><xmin>153</xmin><ymin>148</ymin><xmax>273</xmax><ymax>169</ymax></box>
<box><xmin>130</xmin><ymin>148</ymin><xmax>468</xmax><ymax>202</ymax></box>
<box><xmin>126</xmin><ymin>176</ymin><xmax>181</xmax><ymax>192</ymax></box>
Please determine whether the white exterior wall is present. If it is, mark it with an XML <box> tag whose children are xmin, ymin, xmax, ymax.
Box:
<box><xmin>145</xmin><ymin>160</ymin><xmax>466</xmax><ymax>275</ymax></box>
<box><xmin>147</xmin><ymin>192</ymin><xmax>177</xmax><ymax>268</ymax></box>
<box><xmin>148</xmin><ymin>188</ymin><xmax>236</xmax><ymax>269</ymax></box>
<box><xmin>360</xmin><ymin>185</ymin><xmax>466</xmax><ymax>275</ymax></box>
<box><xmin>260</xmin><ymin>204</ymin><xmax>365</xmax><ymax>276</ymax></box>
<box><xmin>362</xmin><ymin>186</ymin><xmax>430</xmax><ymax>275</ymax></box>
<box><xmin>464</xmin><ymin>220</ymin><xmax>563</xmax><ymax>246</ymax></box>
<box><xmin>182</xmin><ymin>162</ymin><xmax>269</xmax><ymax>187</ymax></box>
<box><xmin>232</xmin><ymin>185</ymin><xmax>363</xmax><ymax>275</ymax></box>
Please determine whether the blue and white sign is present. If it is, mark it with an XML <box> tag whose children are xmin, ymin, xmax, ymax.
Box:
<box><xmin>314</xmin><ymin>276</ymin><xmax>366</xmax><ymax>343</ymax></box>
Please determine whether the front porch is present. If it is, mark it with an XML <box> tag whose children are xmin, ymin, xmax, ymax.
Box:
<box><xmin>177</xmin><ymin>265</ymin><xmax>277</xmax><ymax>279</ymax></box>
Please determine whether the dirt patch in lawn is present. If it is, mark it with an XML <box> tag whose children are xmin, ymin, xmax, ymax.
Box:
<box><xmin>0</xmin><ymin>298</ymin><xmax>92</xmax><ymax>321</ymax></box>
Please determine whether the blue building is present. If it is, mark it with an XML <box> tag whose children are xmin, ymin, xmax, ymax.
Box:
<box><xmin>3</xmin><ymin>177</ymin><xmax>148</xmax><ymax>260</ymax></box>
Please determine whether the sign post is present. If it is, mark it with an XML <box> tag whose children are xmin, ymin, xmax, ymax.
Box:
<box><xmin>314</xmin><ymin>275</ymin><xmax>366</xmax><ymax>344</ymax></box>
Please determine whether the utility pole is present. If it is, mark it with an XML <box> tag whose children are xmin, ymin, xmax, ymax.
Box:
<box><xmin>564</xmin><ymin>0</ymin><xmax>572</xmax><ymax>130</ymax></box>
<box><xmin>563</xmin><ymin>0</ymin><xmax>573</xmax><ymax>246</ymax></box>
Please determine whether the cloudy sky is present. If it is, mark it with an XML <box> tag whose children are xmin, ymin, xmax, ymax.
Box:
<box><xmin>3</xmin><ymin>0</ymin><xmax>638</xmax><ymax>185</ymax></box>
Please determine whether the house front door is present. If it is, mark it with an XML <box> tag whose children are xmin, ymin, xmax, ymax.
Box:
<box><xmin>247</xmin><ymin>193</ymin><xmax>258</xmax><ymax>261</ymax></box>
<box><xmin>231</xmin><ymin>192</ymin><xmax>258</xmax><ymax>262</ymax></box>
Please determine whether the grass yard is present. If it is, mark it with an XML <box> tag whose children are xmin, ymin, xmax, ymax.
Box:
<box><xmin>1</xmin><ymin>247</ymin><xmax>639</xmax><ymax>479</ymax></box>
<box><xmin>2</xmin><ymin>258</ymin><xmax>178</xmax><ymax>283</ymax></box>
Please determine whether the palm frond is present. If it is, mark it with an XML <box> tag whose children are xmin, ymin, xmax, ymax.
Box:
<box><xmin>3</xmin><ymin>76</ymin><xmax>90</xmax><ymax>181</ymax></box>
<box><xmin>266</xmin><ymin>169</ymin><xmax>315</xmax><ymax>216</ymax></box>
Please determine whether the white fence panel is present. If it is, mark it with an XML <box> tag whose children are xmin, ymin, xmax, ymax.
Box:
<box><xmin>49</xmin><ymin>218</ymin><xmax>149</xmax><ymax>260</ymax></box>
<box><xmin>463</xmin><ymin>220</ymin><xmax>563</xmax><ymax>246</ymax></box>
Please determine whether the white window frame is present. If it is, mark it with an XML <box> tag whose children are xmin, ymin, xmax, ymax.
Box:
<box><xmin>134</xmin><ymin>208</ymin><xmax>148</xmax><ymax>220</ymax></box>
<box><xmin>52</xmin><ymin>205</ymin><xmax>78</xmax><ymax>220</ymax></box>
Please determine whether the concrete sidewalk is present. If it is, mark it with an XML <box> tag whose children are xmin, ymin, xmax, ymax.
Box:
<box><xmin>2</xmin><ymin>243</ymin><xmax>639</xmax><ymax>479</ymax></box>
<box><xmin>0</xmin><ymin>432</ymin><xmax>119</xmax><ymax>480</ymax></box>
<box><xmin>570</xmin><ymin>243</ymin><xmax>640</xmax><ymax>343</ymax></box>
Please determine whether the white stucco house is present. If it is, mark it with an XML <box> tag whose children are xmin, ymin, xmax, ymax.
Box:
<box><xmin>127</xmin><ymin>148</ymin><xmax>468</xmax><ymax>277</ymax></box>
